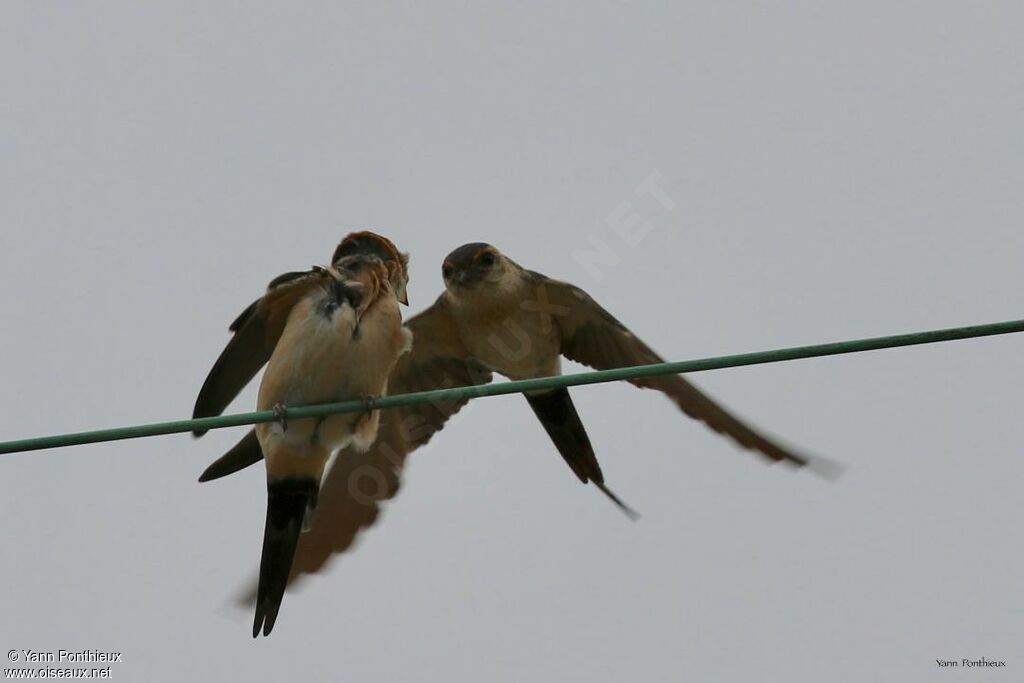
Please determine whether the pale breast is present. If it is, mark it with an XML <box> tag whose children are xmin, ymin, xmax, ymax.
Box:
<box><xmin>340</xmin><ymin>295</ymin><xmax>407</xmax><ymax>395</ymax></box>
<box><xmin>257</xmin><ymin>291</ymin><xmax>408</xmax><ymax>454</ymax></box>
<box><xmin>257</xmin><ymin>294</ymin><xmax>358</xmax><ymax>409</ymax></box>
<box><xmin>302</xmin><ymin>294</ymin><xmax>408</xmax><ymax>451</ymax></box>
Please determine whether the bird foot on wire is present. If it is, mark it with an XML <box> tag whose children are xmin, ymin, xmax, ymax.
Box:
<box><xmin>272</xmin><ymin>403</ymin><xmax>289</xmax><ymax>432</ymax></box>
<box><xmin>361</xmin><ymin>395</ymin><xmax>376</xmax><ymax>415</ymax></box>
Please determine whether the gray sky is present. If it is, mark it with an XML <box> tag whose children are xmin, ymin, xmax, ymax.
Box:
<box><xmin>1</xmin><ymin>3</ymin><xmax>1021</xmax><ymax>681</ymax></box>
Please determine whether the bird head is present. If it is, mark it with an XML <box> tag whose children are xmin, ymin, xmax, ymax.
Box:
<box><xmin>441</xmin><ymin>242</ymin><xmax>511</xmax><ymax>292</ymax></box>
<box><xmin>332</xmin><ymin>231</ymin><xmax>410</xmax><ymax>305</ymax></box>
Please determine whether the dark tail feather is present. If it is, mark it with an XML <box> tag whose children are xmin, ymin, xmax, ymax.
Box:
<box><xmin>198</xmin><ymin>430</ymin><xmax>263</xmax><ymax>482</ymax></box>
<box><xmin>253</xmin><ymin>479</ymin><xmax>317</xmax><ymax>638</ymax></box>
<box><xmin>594</xmin><ymin>482</ymin><xmax>640</xmax><ymax>521</ymax></box>
<box><xmin>524</xmin><ymin>388</ymin><xmax>637</xmax><ymax>520</ymax></box>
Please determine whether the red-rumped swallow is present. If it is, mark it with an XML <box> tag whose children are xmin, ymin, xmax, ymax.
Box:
<box><xmin>431</xmin><ymin>243</ymin><xmax>838</xmax><ymax>509</ymax></box>
<box><xmin>254</xmin><ymin>256</ymin><xmax>410</xmax><ymax>637</ymax></box>
<box><xmin>192</xmin><ymin>235</ymin><xmax>411</xmax><ymax>638</ymax></box>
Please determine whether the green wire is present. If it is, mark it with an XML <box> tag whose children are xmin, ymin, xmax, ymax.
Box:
<box><xmin>1</xmin><ymin>318</ymin><xmax>1021</xmax><ymax>456</ymax></box>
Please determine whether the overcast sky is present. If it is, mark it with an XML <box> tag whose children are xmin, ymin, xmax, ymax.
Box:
<box><xmin>1</xmin><ymin>3</ymin><xmax>1021</xmax><ymax>681</ymax></box>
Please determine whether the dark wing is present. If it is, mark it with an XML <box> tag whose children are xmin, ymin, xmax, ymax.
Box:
<box><xmin>192</xmin><ymin>271</ymin><xmax>321</xmax><ymax>436</ymax></box>
<box><xmin>237</xmin><ymin>294</ymin><xmax>493</xmax><ymax>601</ymax></box>
<box><xmin>534</xmin><ymin>274</ymin><xmax>837</xmax><ymax>474</ymax></box>
<box><xmin>197</xmin><ymin>430</ymin><xmax>262</xmax><ymax>482</ymax></box>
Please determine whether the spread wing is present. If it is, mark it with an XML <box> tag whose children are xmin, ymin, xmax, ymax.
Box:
<box><xmin>533</xmin><ymin>273</ymin><xmax>836</xmax><ymax>473</ymax></box>
<box><xmin>237</xmin><ymin>294</ymin><xmax>493</xmax><ymax>600</ymax></box>
<box><xmin>192</xmin><ymin>271</ymin><xmax>323</xmax><ymax>436</ymax></box>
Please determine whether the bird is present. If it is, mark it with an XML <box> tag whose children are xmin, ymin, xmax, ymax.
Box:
<box><xmin>253</xmin><ymin>256</ymin><xmax>411</xmax><ymax>637</ymax></box>
<box><xmin>429</xmin><ymin>243</ymin><xmax>838</xmax><ymax>510</ymax></box>
<box><xmin>192</xmin><ymin>233</ymin><xmax>412</xmax><ymax>637</ymax></box>
<box><xmin>199</xmin><ymin>241</ymin><xmax>836</xmax><ymax>601</ymax></box>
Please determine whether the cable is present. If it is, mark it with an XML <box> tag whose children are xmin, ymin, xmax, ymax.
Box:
<box><xmin>0</xmin><ymin>318</ymin><xmax>1021</xmax><ymax>455</ymax></box>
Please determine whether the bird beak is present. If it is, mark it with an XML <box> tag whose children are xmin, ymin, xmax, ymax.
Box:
<box><xmin>399</xmin><ymin>291</ymin><xmax>409</xmax><ymax>306</ymax></box>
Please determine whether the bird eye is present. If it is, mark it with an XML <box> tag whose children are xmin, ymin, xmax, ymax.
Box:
<box><xmin>442</xmin><ymin>264</ymin><xmax>453</xmax><ymax>279</ymax></box>
<box><xmin>479</xmin><ymin>253</ymin><xmax>495</xmax><ymax>267</ymax></box>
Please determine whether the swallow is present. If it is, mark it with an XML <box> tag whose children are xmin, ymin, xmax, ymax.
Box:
<box><xmin>431</xmin><ymin>242</ymin><xmax>837</xmax><ymax>506</ymax></box>
<box><xmin>191</xmin><ymin>233</ymin><xmax>412</xmax><ymax>637</ymax></box>
<box><xmin>252</xmin><ymin>255</ymin><xmax>411</xmax><ymax>637</ymax></box>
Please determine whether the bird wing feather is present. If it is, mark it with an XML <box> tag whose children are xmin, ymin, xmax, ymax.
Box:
<box><xmin>533</xmin><ymin>273</ymin><xmax>820</xmax><ymax>469</ymax></box>
<box><xmin>192</xmin><ymin>270</ymin><xmax>329</xmax><ymax>435</ymax></box>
